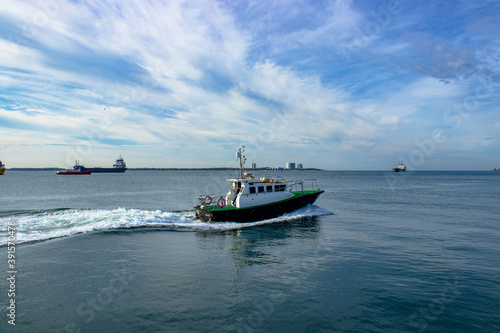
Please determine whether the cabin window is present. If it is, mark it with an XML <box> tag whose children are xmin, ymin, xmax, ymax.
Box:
<box><xmin>275</xmin><ymin>184</ymin><xmax>286</xmax><ymax>192</ymax></box>
<box><xmin>258</xmin><ymin>186</ymin><xmax>265</xmax><ymax>193</ymax></box>
<box><xmin>249</xmin><ymin>187</ymin><xmax>256</xmax><ymax>194</ymax></box>
<box><xmin>266</xmin><ymin>185</ymin><xmax>273</xmax><ymax>192</ymax></box>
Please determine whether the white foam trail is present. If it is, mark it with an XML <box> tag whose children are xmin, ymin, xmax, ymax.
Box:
<box><xmin>0</xmin><ymin>205</ymin><xmax>331</xmax><ymax>246</ymax></box>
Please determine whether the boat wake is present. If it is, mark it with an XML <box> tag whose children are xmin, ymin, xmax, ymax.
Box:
<box><xmin>0</xmin><ymin>206</ymin><xmax>331</xmax><ymax>246</ymax></box>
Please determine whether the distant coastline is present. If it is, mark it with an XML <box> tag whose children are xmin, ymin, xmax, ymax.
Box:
<box><xmin>8</xmin><ymin>167</ymin><xmax>324</xmax><ymax>171</ymax></box>
<box><xmin>6</xmin><ymin>168</ymin><xmax>499</xmax><ymax>172</ymax></box>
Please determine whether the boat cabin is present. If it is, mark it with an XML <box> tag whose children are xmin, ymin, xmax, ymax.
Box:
<box><xmin>113</xmin><ymin>155</ymin><xmax>127</xmax><ymax>169</ymax></box>
<box><xmin>225</xmin><ymin>173</ymin><xmax>294</xmax><ymax>208</ymax></box>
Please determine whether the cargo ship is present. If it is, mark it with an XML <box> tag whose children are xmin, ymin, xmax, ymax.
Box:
<box><xmin>80</xmin><ymin>155</ymin><xmax>127</xmax><ymax>173</ymax></box>
<box><xmin>392</xmin><ymin>161</ymin><xmax>406</xmax><ymax>172</ymax></box>
<box><xmin>0</xmin><ymin>160</ymin><xmax>5</xmax><ymax>175</ymax></box>
<box><xmin>195</xmin><ymin>146</ymin><xmax>324</xmax><ymax>222</ymax></box>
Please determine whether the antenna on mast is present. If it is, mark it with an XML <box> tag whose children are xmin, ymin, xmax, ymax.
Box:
<box><xmin>237</xmin><ymin>145</ymin><xmax>246</xmax><ymax>179</ymax></box>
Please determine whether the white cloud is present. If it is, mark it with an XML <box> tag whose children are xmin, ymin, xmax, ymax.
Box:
<box><xmin>1</xmin><ymin>0</ymin><xmax>499</xmax><ymax>169</ymax></box>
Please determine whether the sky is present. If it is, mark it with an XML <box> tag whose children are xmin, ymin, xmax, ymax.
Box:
<box><xmin>0</xmin><ymin>0</ymin><xmax>499</xmax><ymax>170</ymax></box>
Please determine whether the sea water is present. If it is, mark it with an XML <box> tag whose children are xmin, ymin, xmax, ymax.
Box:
<box><xmin>0</xmin><ymin>170</ymin><xmax>499</xmax><ymax>332</ymax></box>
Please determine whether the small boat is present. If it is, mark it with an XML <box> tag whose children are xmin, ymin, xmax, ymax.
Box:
<box><xmin>392</xmin><ymin>161</ymin><xmax>406</xmax><ymax>172</ymax></box>
<box><xmin>195</xmin><ymin>146</ymin><xmax>324</xmax><ymax>222</ymax></box>
<box><xmin>57</xmin><ymin>161</ymin><xmax>92</xmax><ymax>175</ymax></box>
<box><xmin>493</xmin><ymin>168</ymin><xmax>500</xmax><ymax>171</ymax></box>
<box><xmin>80</xmin><ymin>155</ymin><xmax>127</xmax><ymax>173</ymax></box>
<box><xmin>0</xmin><ymin>160</ymin><xmax>5</xmax><ymax>175</ymax></box>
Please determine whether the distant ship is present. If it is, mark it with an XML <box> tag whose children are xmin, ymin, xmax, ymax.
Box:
<box><xmin>493</xmin><ymin>168</ymin><xmax>500</xmax><ymax>171</ymax></box>
<box><xmin>0</xmin><ymin>160</ymin><xmax>6</xmax><ymax>175</ymax></box>
<box><xmin>392</xmin><ymin>161</ymin><xmax>406</xmax><ymax>172</ymax></box>
<box><xmin>80</xmin><ymin>155</ymin><xmax>127</xmax><ymax>173</ymax></box>
<box><xmin>57</xmin><ymin>161</ymin><xmax>92</xmax><ymax>175</ymax></box>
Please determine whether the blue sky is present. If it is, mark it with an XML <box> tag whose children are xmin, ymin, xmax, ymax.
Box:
<box><xmin>0</xmin><ymin>0</ymin><xmax>499</xmax><ymax>169</ymax></box>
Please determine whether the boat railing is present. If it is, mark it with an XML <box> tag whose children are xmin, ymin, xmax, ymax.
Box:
<box><xmin>290</xmin><ymin>179</ymin><xmax>320</xmax><ymax>192</ymax></box>
<box><xmin>275</xmin><ymin>176</ymin><xmax>286</xmax><ymax>183</ymax></box>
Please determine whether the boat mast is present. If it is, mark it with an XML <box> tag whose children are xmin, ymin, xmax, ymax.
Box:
<box><xmin>237</xmin><ymin>146</ymin><xmax>246</xmax><ymax>179</ymax></box>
